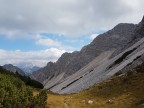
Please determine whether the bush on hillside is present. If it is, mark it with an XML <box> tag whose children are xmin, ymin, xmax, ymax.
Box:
<box><xmin>0</xmin><ymin>67</ymin><xmax>47</xmax><ymax>108</ymax></box>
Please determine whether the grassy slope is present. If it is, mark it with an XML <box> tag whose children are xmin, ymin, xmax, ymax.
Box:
<box><xmin>47</xmin><ymin>64</ymin><xmax>144</xmax><ymax>108</ymax></box>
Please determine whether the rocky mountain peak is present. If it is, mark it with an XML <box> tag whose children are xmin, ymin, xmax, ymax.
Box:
<box><xmin>4</xmin><ymin>64</ymin><xmax>13</xmax><ymax>67</ymax></box>
<box><xmin>138</xmin><ymin>15</ymin><xmax>144</xmax><ymax>26</ymax></box>
<box><xmin>3</xmin><ymin>64</ymin><xmax>25</xmax><ymax>76</ymax></box>
<box><xmin>132</xmin><ymin>15</ymin><xmax>144</xmax><ymax>40</ymax></box>
<box><xmin>141</xmin><ymin>15</ymin><xmax>144</xmax><ymax>24</ymax></box>
<box><xmin>47</xmin><ymin>62</ymin><xmax>55</xmax><ymax>67</ymax></box>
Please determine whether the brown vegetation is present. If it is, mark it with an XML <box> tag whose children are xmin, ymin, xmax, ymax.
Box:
<box><xmin>46</xmin><ymin>64</ymin><xmax>144</xmax><ymax>108</ymax></box>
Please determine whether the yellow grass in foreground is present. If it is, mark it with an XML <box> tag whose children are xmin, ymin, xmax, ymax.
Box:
<box><xmin>46</xmin><ymin>70</ymin><xmax>144</xmax><ymax>108</ymax></box>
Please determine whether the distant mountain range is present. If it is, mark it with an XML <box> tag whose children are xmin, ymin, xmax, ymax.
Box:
<box><xmin>3</xmin><ymin>63</ymin><xmax>40</xmax><ymax>76</ymax></box>
<box><xmin>25</xmin><ymin>66</ymin><xmax>40</xmax><ymax>74</ymax></box>
<box><xmin>3</xmin><ymin>64</ymin><xmax>25</xmax><ymax>76</ymax></box>
<box><xmin>17</xmin><ymin>63</ymin><xmax>40</xmax><ymax>75</ymax></box>
<box><xmin>31</xmin><ymin>16</ymin><xmax>144</xmax><ymax>94</ymax></box>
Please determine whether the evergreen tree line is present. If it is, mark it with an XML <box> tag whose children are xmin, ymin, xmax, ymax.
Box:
<box><xmin>15</xmin><ymin>71</ymin><xmax>44</xmax><ymax>89</ymax></box>
<box><xmin>0</xmin><ymin>66</ymin><xmax>47</xmax><ymax>108</ymax></box>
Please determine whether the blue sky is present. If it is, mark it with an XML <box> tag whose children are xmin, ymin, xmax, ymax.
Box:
<box><xmin>0</xmin><ymin>35</ymin><xmax>39</xmax><ymax>51</ymax></box>
<box><xmin>0</xmin><ymin>0</ymin><xmax>144</xmax><ymax>67</ymax></box>
<box><xmin>0</xmin><ymin>32</ymin><xmax>102</xmax><ymax>51</ymax></box>
<box><xmin>0</xmin><ymin>31</ymin><xmax>103</xmax><ymax>67</ymax></box>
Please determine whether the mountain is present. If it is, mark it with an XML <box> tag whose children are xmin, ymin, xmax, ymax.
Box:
<box><xmin>17</xmin><ymin>62</ymin><xmax>40</xmax><ymax>75</ymax></box>
<box><xmin>31</xmin><ymin>23</ymin><xmax>136</xmax><ymax>82</ymax></box>
<box><xmin>19</xmin><ymin>65</ymin><xmax>40</xmax><ymax>75</ymax></box>
<box><xmin>31</xmin><ymin>16</ymin><xmax>144</xmax><ymax>94</ymax></box>
<box><xmin>3</xmin><ymin>64</ymin><xmax>25</xmax><ymax>76</ymax></box>
<box><xmin>31</xmin><ymin>66</ymin><xmax>40</xmax><ymax>72</ymax></box>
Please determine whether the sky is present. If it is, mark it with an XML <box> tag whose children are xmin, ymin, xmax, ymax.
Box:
<box><xmin>0</xmin><ymin>0</ymin><xmax>144</xmax><ymax>67</ymax></box>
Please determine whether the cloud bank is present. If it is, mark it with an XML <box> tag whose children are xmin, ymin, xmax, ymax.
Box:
<box><xmin>0</xmin><ymin>0</ymin><xmax>144</xmax><ymax>37</ymax></box>
<box><xmin>0</xmin><ymin>48</ymin><xmax>66</xmax><ymax>67</ymax></box>
<box><xmin>0</xmin><ymin>0</ymin><xmax>144</xmax><ymax>67</ymax></box>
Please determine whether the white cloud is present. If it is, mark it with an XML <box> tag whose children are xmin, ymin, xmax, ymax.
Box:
<box><xmin>34</xmin><ymin>33</ymin><xmax>78</xmax><ymax>51</ymax></box>
<box><xmin>0</xmin><ymin>48</ymin><xmax>66</xmax><ymax>67</ymax></box>
<box><xmin>90</xmin><ymin>34</ymin><xmax>99</xmax><ymax>40</ymax></box>
<box><xmin>0</xmin><ymin>0</ymin><xmax>143</xmax><ymax>37</ymax></box>
<box><xmin>36</xmin><ymin>38</ymin><xmax>62</xmax><ymax>47</ymax></box>
<box><xmin>0</xmin><ymin>0</ymin><xmax>143</xmax><ymax>68</ymax></box>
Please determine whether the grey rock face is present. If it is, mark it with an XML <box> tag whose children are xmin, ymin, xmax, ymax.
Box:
<box><xmin>31</xmin><ymin>23</ymin><xmax>136</xmax><ymax>84</ymax></box>
<box><xmin>31</xmin><ymin>16</ymin><xmax>144</xmax><ymax>94</ymax></box>
<box><xmin>3</xmin><ymin>64</ymin><xmax>25</xmax><ymax>76</ymax></box>
<box><xmin>49</xmin><ymin>17</ymin><xmax>144</xmax><ymax>94</ymax></box>
<box><xmin>57</xmin><ymin>37</ymin><xmax>144</xmax><ymax>94</ymax></box>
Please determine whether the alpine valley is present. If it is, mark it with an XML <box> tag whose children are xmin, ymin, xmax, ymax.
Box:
<box><xmin>1</xmin><ymin>16</ymin><xmax>144</xmax><ymax>108</ymax></box>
